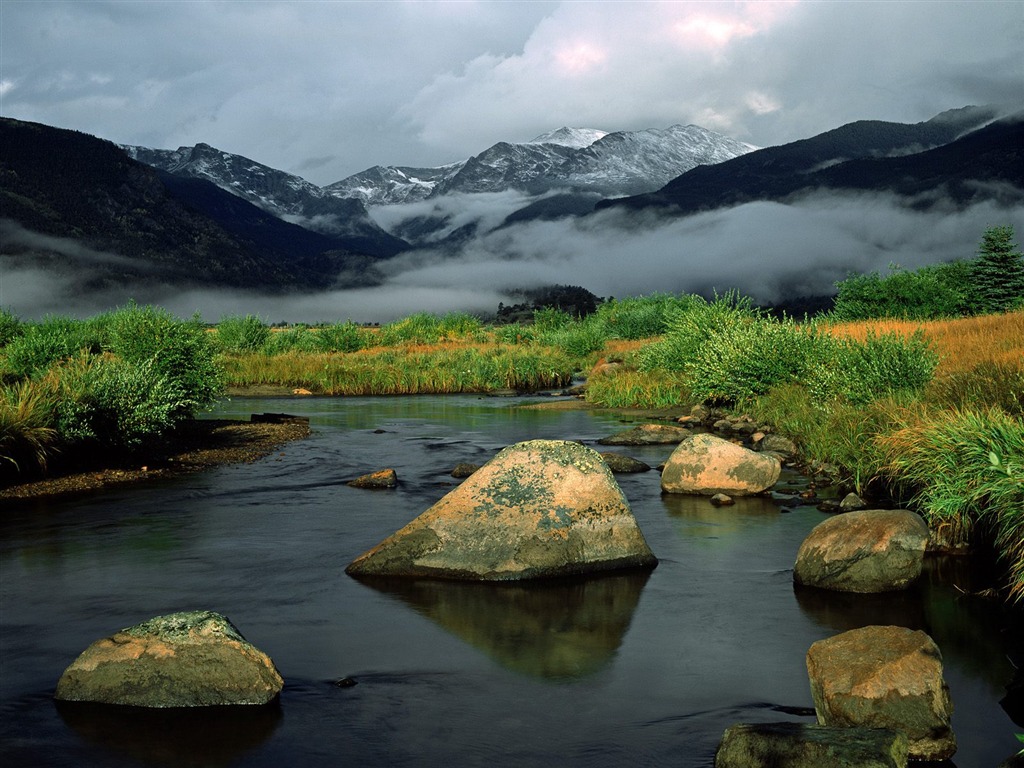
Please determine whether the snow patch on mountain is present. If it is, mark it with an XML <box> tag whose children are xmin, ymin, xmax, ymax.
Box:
<box><xmin>527</xmin><ymin>127</ymin><xmax>609</xmax><ymax>149</ymax></box>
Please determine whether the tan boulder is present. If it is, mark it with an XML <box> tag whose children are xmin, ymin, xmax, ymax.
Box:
<box><xmin>55</xmin><ymin>611</ymin><xmax>283</xmax><ymax>707</ymax></box>
<box><xmin>346</xmin><ymin>439</ymin><xmax>657</xmax><ymax>581</ymax></box>
<box><xmin>661</xmin><ymin>433</ymin><xmax>780</xmax><ymax>496</ymax></box>
<box><xmin>348</xmin><ymin>468</ymin><xmax>398</xmax><ymax>489</ymax></box>
<box><xmin>794</xmin><ymin>509</ymin><xmax>929</xmax><ymax>593</ymax></box>
<box><xmin>806</xmin><ymin>625</ymin><xmax>956</xmax><ymax>761</ymax></box>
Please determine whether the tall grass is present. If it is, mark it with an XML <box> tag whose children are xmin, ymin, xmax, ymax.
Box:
<box><xmin>877</xmin><ymin>407</ymin><xmax>1024</xmax><ymax>600</ymax></box>
<box><xmin>584</xmin><ymin>369</ymin><xmax>691</xmax><ymax>409</ymax></box>
<box><xmin>0</xmin><ymin>379</ymin><xmax>59</xmax><ymax>475</ymax></box>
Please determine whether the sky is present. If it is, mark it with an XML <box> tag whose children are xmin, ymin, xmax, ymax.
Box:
<box><xmin>3</xmin><ymin>0</ymin><xmax>1023</xmax><ymax>187</ymax></box>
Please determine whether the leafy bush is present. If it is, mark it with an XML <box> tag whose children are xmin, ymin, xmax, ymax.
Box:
<box><xmin>594</xmin><ymin>294</ymin><xmax>697</xmax><ymax>340</ymax></box>
<box><xmin>216</xmin><ymin>315</ymin><xmax>270</xmax><ymax>353</ymax></box>
<box><xmin>313</xmin><ymin>321</ymin><xmax>368</xmax><ymax>353</ymax></box>
<box><xmin>685</xmin><ymin>317</ymin><xmax>825</xmax><ymax>405</ymax></box>
<box><xmin>809</xmin><ymin>330</ymin><xmax>938</xmax><ymax>406</ymax></box>
<box><xmin>532</xmin><ymin>307</ymin><xmax>573</xmax><ymax>333</ymax></box>
<box><xmin>264</xmin><ymin>325</ymin><xmax>322</xmax><ymax>355</ymax></box>
<box><xmin>493</xmin><ymin>323</ymin><xmax>536</xmax><ymax>345</ymax></box>
<box><xmin>102</xmin><ymin>304</ymin><xmax>222</xmax><ymax>419</ymax></box>
<box><xmin>0</xmin><ymin>308</ymin><xmax>22</xmax><ymax>348</ymax></box>
<box><xmin>637</xmin><ymin>292</ymin><xmax>759</xmax><ymax>372</ymax></box>
<box><xmin>538</xmin><ymin>316</ymin><xmax>609</xmax><ymax>357</ymax></box>
<box><xmin>1</xmin><ymin>315</ymin><xmax>103</xmax><ymax>378</ymax></box>
<box><xmin>47</xmin><ymin>353</ymin><xmax>189</xmax><ymax>447</ymax></box>
<box><xmin>831</xmin><ymin>261</ymin><xmax>974</xmax><ymax>321</ymax></box>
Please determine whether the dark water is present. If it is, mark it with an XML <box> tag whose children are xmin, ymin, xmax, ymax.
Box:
<box><xmin>1</xmin><ymin>395</ymin><xmax>1021</xmax><ymax>767</ymax></box>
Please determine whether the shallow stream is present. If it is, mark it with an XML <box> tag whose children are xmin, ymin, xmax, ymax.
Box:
<box><xmin>1</xmin><ymin>395</ymin><xmax>1021</xmax><ymax>766</ymax></box>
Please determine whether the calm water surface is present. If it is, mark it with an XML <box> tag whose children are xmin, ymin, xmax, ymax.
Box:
<box><xmin>1</xmin><ymin>395</ymin><xmax>1021</xmax><ymax>767</ymax></box>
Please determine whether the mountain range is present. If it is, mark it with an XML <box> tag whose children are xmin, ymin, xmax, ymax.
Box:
<box><xmin>2</xmin><ymin>105</ymin><xmax>1022</xmax><ymax>308</ymax></box>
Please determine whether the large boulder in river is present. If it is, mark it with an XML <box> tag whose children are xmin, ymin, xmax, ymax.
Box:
<box><xmin>55</xmin><ymin>611</ymin><xmax>283</xmax><ymax>707</ymax></box>
<box><xmin>345</xmin><ymin>439</ymin><xmax>657</xmax><ymax>580</ymax></box>
<box><xmin>715</xmin><ymin>722</ymin><xmax>909</xmax><ymax>768</ymax></box>
<box><xmin>806</xmin><ymin>625</ymin><xmax>956</xmax><ymax>761</ymax></box>
<box><xmin>794</xmin><ymin>509</ymin><xmax>929</xmax><ymax>593</ymax></box>
<box><xmin>660</xmin><ymin>433</ymin><xmax>780</xmax><ymax>496</ymax></box>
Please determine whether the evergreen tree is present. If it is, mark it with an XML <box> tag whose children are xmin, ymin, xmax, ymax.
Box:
<box><xmin>971</xmin><ymin>225</ymin><xmax>1024</xmax><ymax>313</ymax></box>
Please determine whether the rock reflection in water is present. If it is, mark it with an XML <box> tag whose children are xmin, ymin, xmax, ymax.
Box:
<box><xmin>55</xmin><ymin>700</ymin><xmax>281</xmax><ymax>767</ymax></box>
<box><xmin>356</xmin><ymin>572</ymin><xmax>650</xmax><ymax>679</ymax></box>
<box><xmin>660</xmin><ymin>492</ymin><xmax>781</xmax><ymax>537</ymax></box>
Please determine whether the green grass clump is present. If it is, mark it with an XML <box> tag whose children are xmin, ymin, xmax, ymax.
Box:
<box><xmin>378</xmin><ymin>312</ymin><xmax>483</xmax><ymax>346</ymax></box>
<box><xmin>2</xmin><ymin>315</ymin><xmax>103</xmax><ymax>378</ymax></box>
<box><xmin>593</xmin><ymin>294</ymin><xmax>697</xmax><ymax>339</ymax></box>
<box><xmin>926</xmin><ymin>361</ymin><xmax>1024</xmax><ymax>417</ymax></box>
<box><xmin>584</xmin><ymin>369</ymin><xmax>691</xmax><ymax>409</ymax></box>
<box><xmin>0</xmin><ymin>379</ymin><xmax>58</xmax><ymax>475</ymax></box>
<box><xmin>878</xmin><ymin>407</ymin><xmax>1024</xmax><ymax>601</ymax></box>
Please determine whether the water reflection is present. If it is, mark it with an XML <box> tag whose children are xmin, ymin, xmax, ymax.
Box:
<box><xmin>354</xmin><ymin>572</ymin><xmax>651</xmax><ymax>680</ymax></box>
<box><xmin>660</xmin><ymin>493</ymin><xmax>782</xmax><ymax>538</ymax></box>
<box><xmin>56</xmin><ymin>700</ymin><xmax>281</xmax><ymax>767</ymax></box>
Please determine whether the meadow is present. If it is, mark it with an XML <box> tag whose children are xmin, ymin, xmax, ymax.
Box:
<box><xmin>1</xmin><ymin>291</ymin><xmax>1022</xmax><ymax>602</ymax></box>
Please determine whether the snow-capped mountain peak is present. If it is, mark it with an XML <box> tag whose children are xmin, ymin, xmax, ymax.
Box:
<box><xmin>527</xmin><ymin>127</ymin><xmax>609</xmax><ymax>149</ymax></box>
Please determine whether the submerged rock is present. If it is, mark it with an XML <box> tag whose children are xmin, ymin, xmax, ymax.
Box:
<box><xmin>345</xmin><ymin>439</ymin><xmax>657</xmax><ymax>580</ymax></box>
<box><xmin>599</xmin><ymin>453</ymin><xmax>651</xmax><ymax>473</ymax></box>
<box><xmin>348</xmin><ymin>468</ymin><xmax>398</xmax><ymax>489</ymax></box>
<box><xmin>794</xmin><ymin>509</ymin><xmax>929</xmax><ymax>593</ymax></box>
<box><xmin>807</xmin><ymin>625</ymin><xmax>956</xmax><ymax>761</ymax></box>
<box><xmin>597</xmin><ymin>424</ymin><xmax>692</xmax><ymax>446</ymax></box>
<box><xmin>450</xmin><ymin>462</ymin><xmax>481</xmax><ymax>479</ymax></box>
<box><xmin>715</xmin><ymin>722</ymin><xmax>909</xmax><ymax>768</ymax></box>
<box><xmin>55</xmin><ymin>611</ymin><xmax>283</xmax><ymax>708</ymax></box>
<box><xmin>661</xmin><ymin>433</ymin><xmax>780</xmax><ymax>496</ymax></box>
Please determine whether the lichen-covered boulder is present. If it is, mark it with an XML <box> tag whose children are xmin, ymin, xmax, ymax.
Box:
<box><xmin>794</xmin><ymin>509</ymin><xmax>929</xmax><ymax>593</ymax></box>
<box><xmin>345</xmin><ymin>439</ymin><xmax>657</xmax><ymax>580</ymax></box>
<box><xmin>661</xmin><ymin>433</ymin><xmax>780</xmax><ymax>496</ymax></box>
<box><xmin>715</xmin><ymin>722</ymin><xmax>909</xmax><ymax>768</ymax></box>
<box><xmin>597</xmin><ymin>424</ymin><xmax>692</xmax><ymax>445</ymax></box>
<box><xmin>55</xmin><ymin>611</ymin><xmax>283</xmax><ymax>707</ymax></box>
<box><xmin>806</xmin><ymin>625</ymin><xmax>956</xmax><ymax>761</ymax></box>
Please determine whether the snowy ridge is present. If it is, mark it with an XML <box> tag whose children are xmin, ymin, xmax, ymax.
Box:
<box><xmin>527</xmin><ymin>127</ymin><xmax>609</xmax><ymax>149</ymax></box>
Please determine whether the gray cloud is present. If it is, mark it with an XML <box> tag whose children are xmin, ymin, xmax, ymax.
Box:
<box><xmin>6</xmin><ymin>193</ymin><xmax>1021</xmax><ymax>324</ymax></box>
<box><xmin>2</xmin><ymin>1</ymin><xmax>1021</xmax><ymax>185</ymax></box>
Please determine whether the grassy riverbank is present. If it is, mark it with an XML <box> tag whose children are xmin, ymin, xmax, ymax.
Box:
<box><xmin>2</xmin><ymin>297</ymin><xmax>1022</xmax><ymax>600</ymax></box>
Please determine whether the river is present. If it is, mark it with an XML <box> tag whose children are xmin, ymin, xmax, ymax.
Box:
<box><xmin>1</xmin><ymin>395</ymin><xmax>1021</xmax><ymax>767</ymax></box>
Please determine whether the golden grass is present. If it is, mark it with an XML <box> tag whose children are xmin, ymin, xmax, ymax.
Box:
<box><xmin>824</xmin><ymin>310</ymin><xmax>1024</xmax><ymax>375</ymax></box>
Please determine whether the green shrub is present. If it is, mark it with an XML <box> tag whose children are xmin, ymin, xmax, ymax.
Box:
<box><xmin>1</xmin><ymin>315</ymin><xmax>103</xmax><ymax>378</ymax></box>
<box><xmin>48</xmin><ymin>353</ymin><xmax>189</xmax><ymax>447</ymax></box>
<box><xmin>532</xmin><ymin>307</ymin><xmax>573</xmax><ymax>333</ymax></box>
<box><xmin>637</xmin><ymin>291</ymin><xmax>759</xmax><ymax>372</ymax></box>
<box><xmin>685</xmin><ymin>317</ymin><xmax>825</xmax><ymax>405</ymax></box>
<box><xmin>216</xmin><ymin>315</ymin><xmax>270</xmax><ymax>353</ymax></box>
<box><xmin>584</xmin><ymin>369</ymin><xmax>691</xmax><ymax>408</ymax></box>
<box><xmin>103</xmin><ymin>304</ymin><xmax>222</xmax><ymax>419</ymax></box>
<box><xmin>809</xmin><ymin>330</ymin><xmax>938</xmax><ymax>406</ymax></box>
<box><xmin>378</xmin><ymin>313</ymin><xmax>442</xmax><ymax>345</ymax></box>
<box><xmin>265</xmin><ymin>325</ymin><xmax>322</xmax><ymax>355</ymax></box>
<box><xmin>314</xmin><ymin>321</ymin><xmax>369</xmax><ymax>352</ymax></box>
<box><xmin>594</xmin><ymin>294</ymin><xmax>697</xmax><ymax>340</ymax></box>
<box><xmin>0</xmin><ymin>308</ymin><xmax>22</xmax><ymax>349</ymax></box>
<box><xmin>493</xmin><ymin>323</ymin><xmax>536</xmax><ymax>345</ymax></box>
<box><xmin>538</xmin><ymin>316</ymin><xmax>609</xmax><ymax>358</ymax></box>
<box><xmin>831</xmin><ymin>261</ymin><xmax>974</xmax><ymax>321</ymax></box>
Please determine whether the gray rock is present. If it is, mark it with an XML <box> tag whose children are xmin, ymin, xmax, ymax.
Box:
<box><xmin>597</xmin><ymin>424</ymin><xmax>692</xmax><ymax>445</ymax></box>
<box><xmin>710</xmin><ymin>493</ymin><xmax>735</xmax><ymax>507</ymax></box>
<box><xmin>754</xmin><ymin>433</ymin><xmax>798</xmax><ymax>459</ymax></box>
<box><xmin>715</xmin><ymin>722</ymin><xmax>909</xmax><ymax>768</ymax></box>
<box><xmin>55</xmin><ymin>611</ymin><xmax>283</xmax><ymax>707</ymax></box>
<box><xmin>661</xmin><ymin>433</ymin><xmax>781</xmax><ymax>496</ymax></box>
<box><xmin>599</xmin><ymin>453</ymin><xmax>651</xmax><ymax>473</ymax></box>
<box><xmin>806</xmin><ymin>625</ymin><xmax>956</xmax><ymax>761</ymax></box>
<box><xmin>839</xmin><ymin>492</ymin><xmax>867</xmax><ymax>511</ymax></box>
<box><xmin>794</xmin><ymin>509</ymin><xmax>929</xmax><ymax>593</ymax></box>
<box><xmin>346</xmin><ymin>440</ymin><xmax>658</xmax><ymax>580</ymax></box>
